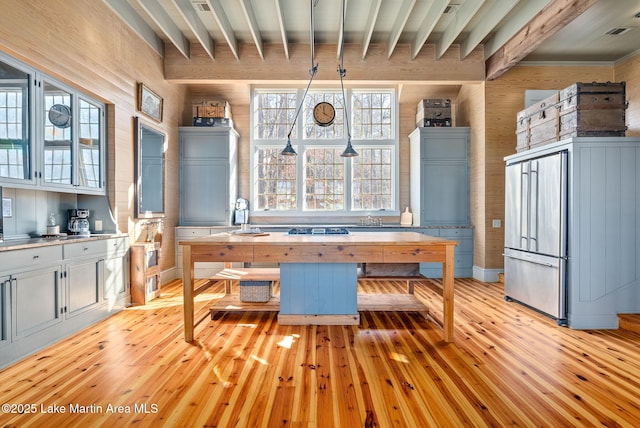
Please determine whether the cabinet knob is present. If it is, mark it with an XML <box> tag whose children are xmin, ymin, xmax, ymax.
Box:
<box><xmin>33</xmin><ymin>255</ymin><xmax>39</xmax><ymax>260</ymax></box>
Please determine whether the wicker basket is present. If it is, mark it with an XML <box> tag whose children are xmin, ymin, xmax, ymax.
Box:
<box><xmin>239</xmin><ymin>281</ymin><xmax>272</xmax><ymax>302</ymax></box>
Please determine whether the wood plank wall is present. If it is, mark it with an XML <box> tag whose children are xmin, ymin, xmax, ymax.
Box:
<box><xmin>616</xmin><ymin>54</ymin><xmax>640</xmax><ymax>137</ymax></box>
<box><xmin>0</xmin><ymin>0</ymin><xmax>188</xmax><ymax>272</ymax></box>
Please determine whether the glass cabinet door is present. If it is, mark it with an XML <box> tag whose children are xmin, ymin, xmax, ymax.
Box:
<box><xmin>43</xmin><ymin>82</ymin><xmax>72</xmax><ymax>186</ymax></box>
<box><xmin>77</xmin><ymin>98</ymin><xmax>102</xmax><ymax>190</ymax></box>
<box><xmin>0</xmin><ymin>59</ymin><xmax>31</xmax><ymax>181</ymax></box>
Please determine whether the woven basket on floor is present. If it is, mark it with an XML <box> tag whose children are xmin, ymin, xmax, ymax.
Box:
<box><xmin>239</xmin><ymin>281</ymin><xmax>272</xmax><ymax>302</ymax></box>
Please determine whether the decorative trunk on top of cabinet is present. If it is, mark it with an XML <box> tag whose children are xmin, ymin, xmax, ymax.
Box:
<box><xmin>179</xmin><ymin>127</ymin><xmax>238</xmax><ymax>226</ymax></box>
<box><xmin>409</xmin><ymin>127</ymin><xmax>470</xmax><ymax>226</ymax></box>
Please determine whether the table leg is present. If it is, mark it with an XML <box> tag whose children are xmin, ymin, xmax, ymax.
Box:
<box><xmin>182</xmin><ymin>245</ymin><xmax>194</xmax><ymax>342</ymax></box>
<box><xmin>442</xmin><ymin>244</ymin><xmax>455</xmax><ymax>343</ymax></box>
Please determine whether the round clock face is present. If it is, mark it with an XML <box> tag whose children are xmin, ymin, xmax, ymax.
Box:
<box><xmin>313</xmin><ymin>101</ymin><xmax>335</xmax><ymax>127</ymax></box>
<box><xmin>48</xmin><ymin>104</ymin><xmax>71</xmax><ymax>128</ymax></box>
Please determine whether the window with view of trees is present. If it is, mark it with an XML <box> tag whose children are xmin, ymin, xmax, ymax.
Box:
<box><xmin>252</xmin><ymin>88</ymin><xmax>397</xmax><ymax>215</ymax></box>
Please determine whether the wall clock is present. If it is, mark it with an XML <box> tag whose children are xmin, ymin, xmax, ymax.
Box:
<box><xmin>313</xmin><ymin>101</ymin><xmax>335</xmax><ymax>127</ymax></box>
<box><xmin>48</xmin><ymin>104</ymin><xmax>72</xmax><ymax>128</ymax></box>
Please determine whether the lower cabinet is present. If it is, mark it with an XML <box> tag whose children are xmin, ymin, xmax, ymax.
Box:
<box><xmin>418</xmin><ymin>227</ymin><xmax>474</xmax><ymax>278</ymax></box>
<box><xmin>11</xmin><ymin>265</ymin><xmax>63</xmax><ymax>339</ymax></box>
<box><xmin>0</xmin><ymin>236</ymin><xmax>130</xmax><ymax>369</ymax></box>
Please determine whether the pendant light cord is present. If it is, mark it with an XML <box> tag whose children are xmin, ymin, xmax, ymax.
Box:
<box><xmin>338</xmin><ymin>0</ymin><xmax>351</xmax><ymax>142</ymax></box>
<box><xmin>287</xmin><ymin>0</ymin><xmax>319</xmax><ymax>141</ymax></box>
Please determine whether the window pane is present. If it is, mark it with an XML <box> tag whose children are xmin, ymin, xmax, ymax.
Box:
<box><xmin>352</xmin><ymin>147</ymin><xmax>393</xmax><ymax>210</ymax></box>
<box><xmin>44</xmin><ymin>82</ymin><xmax>72</xmax><ymax>185</ymax></box>
<box><xmin>254</xmin><ymin>147</ymin><xmax>297</xmax><ymax>210</ymax></box>
<box><xmin>78</xmin><ymin>99</ymin><xmax>101</xmax><ymax>188</ymax></box>
<box><xmin>303</xmin><ymin>148</ymin><xmax>345</xmax><ymax>210</ymax></box>
<box><xmin>303</xmin><ymin>92</ymin><xmax>344</xmax><ymax>139</ymax></box>
<box><xmin>0</xmin><ymin>59</ymin><xmax>30</xmax><ymax>180</ymax></box>
<box><xmin>352</xmin><ymin>91</ymin><xmax>393</xmax><ymax>140</ymax></box>
<box><xmin>254</xmin><ymin>92</ymin><xmax>297</xmax><ymax>139</ymax></box>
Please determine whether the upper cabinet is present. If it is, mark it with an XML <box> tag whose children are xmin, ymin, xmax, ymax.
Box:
<box><xmin>179</xmin><ymin>127</ymin><xmax>238</xmax><ymax>226</ymax></box>
<box><xmin>0</xmin><ymin>52</ymin><xmax>105</xmax><ymax>194</ymax></box>
<box><xmin>409</xmin><ymin>127</ymin><xmax>470</xmax><ymax>226</ymax></box>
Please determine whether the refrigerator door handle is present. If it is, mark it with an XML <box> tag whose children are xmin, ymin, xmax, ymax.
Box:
<box><xmin>503</xmin><ymin>253</ymin><xmax>554</xmax><ymax>267</ymax></box>
<box><xmin>520</xmin><ymin>163</ymin><xmax>529</xmax><ymax>249</ymax></box>
<box><xmin>529</xmin><ymin>160</ymin><xmax>539</xmax><ymax>252</ymax></box>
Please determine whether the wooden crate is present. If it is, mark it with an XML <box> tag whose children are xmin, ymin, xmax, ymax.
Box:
<box><xmin>515</xmin><ymin>82</ymin><xmax>627</xmax><ymax>152</ymax></box>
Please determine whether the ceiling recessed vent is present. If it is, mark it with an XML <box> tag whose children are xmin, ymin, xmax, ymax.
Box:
<box><xmin>191</xmin><ymin>0</ymin><xmax>211</xmax><ymax>12</ymax></box>
<box><xmin>444</xmin><ymin>4</ymin><xmax>460</xmax><ymax>14</ymax></box>
<box><xmin>604</xmin><ymin>27</ymin><xmax>633</xmax><ymax>35</ymax></box>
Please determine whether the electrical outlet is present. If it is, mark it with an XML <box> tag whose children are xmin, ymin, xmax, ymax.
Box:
<box><xmin>95</xmin><ymin>220</ymin><xmax>103</xmax><ymax>231</ymax></box>
<box><xmin>492</xmin><ymin>219</ymin><xmax>501</xmax><ymax>228</ymax></box>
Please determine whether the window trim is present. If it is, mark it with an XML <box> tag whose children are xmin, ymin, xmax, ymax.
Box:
<box><xmin>250</xmin><ymin>86</ymin><xmax>399</xmax><ymax>219</ymax></box>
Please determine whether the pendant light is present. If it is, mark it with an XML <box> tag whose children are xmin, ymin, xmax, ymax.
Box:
<box><xmin>281</xmin><ymin>0</ymin><xmax>319</xmax><ymax>156</ymax></box>
<box><xmin>338</xmin><ymin>0</ymin><xmax>357</xmax><ymax>157</ymax></box>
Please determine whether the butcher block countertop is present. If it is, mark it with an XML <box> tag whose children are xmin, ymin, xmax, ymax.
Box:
<box><xmin>179</xmin><ymin>230</ymin><xmax>457</xmax><ymax>263</ymax></box>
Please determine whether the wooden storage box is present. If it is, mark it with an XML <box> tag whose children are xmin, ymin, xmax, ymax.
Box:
<box><xmin>516</xmin><ymin>82</ymin><xmax>627</xmax><ymax>152</ymax></box>
<box><xmin>416</xmin><ymin>99</ymin><xmax>452</xmax><ymax>127</ymax></box>
<box><xmin>557</xmin><ymin>82</ymin><xmax>627</xmax><ymax>140</ymax></box>
<box><xmin>516</xmin><ymin>92</ymin><xmax>560</xmax><ymax>151</ymax></box>
<box><xmin>191</xmin><ymin>100</ymin><xmax>232</xmax><ymax>119</ymax></box>
<box><xmin>239</xmin><ymin>280</ymin><xmax>272</xmax><ymax>302</ymax></box>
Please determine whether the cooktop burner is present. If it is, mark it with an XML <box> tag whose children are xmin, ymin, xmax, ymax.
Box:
<box><xmin>287</xmin><ymin>227</ymin><xmax>350</xmax><ymax>235</ymax></box>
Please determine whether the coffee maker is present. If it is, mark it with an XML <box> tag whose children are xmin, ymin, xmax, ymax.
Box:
<box><xmin>68</xmin><ymin>208</ymin><xmax>90</xmax><ymax>236</ymax></box>
<box><xmin>234</xmin><ymin>198</ymin><xmax>249</xmax><ymax>225</ymax></box>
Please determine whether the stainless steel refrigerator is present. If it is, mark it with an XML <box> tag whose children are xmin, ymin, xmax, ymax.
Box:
<box><xmin>504</xmin><ymin>151</ymin><xmax>568</xmax><ymax>324</ymax></box>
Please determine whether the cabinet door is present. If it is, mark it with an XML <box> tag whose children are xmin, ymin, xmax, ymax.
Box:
<box><xmin>0</xmin><ymin>277</ymin><xmax>8</xmax><ymax>347</ymax></box>
<box><xmin>66</xmin><ymin>259</ymin><xmax>102</xmax><ymax>317</ymax></box>
<box><xmin>180</xmin><ymin>160</ymin><xmax>229</xmax><ymax>225</ymax></box>
<box><xmin>11</xmin><ymin>266</ymin><xmax>62</xmax><ymax>339</ymax></box>
<box><xmin>104</xmin><ymin>253</ymin><xmax>129</xmax><ymax>304</ymax></box>
<box><xmin>421</xmin><ymin>161</ymin><xmax>469</xmax><ymax>225</ymax></box>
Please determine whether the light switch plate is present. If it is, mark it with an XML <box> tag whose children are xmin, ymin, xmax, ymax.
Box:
<box><xmin>492</xmin><ymin>219</ymin><xmax>501</xmax><ymax>228</ymax></box>
<box><xmin>95</xmin><ymin>220</ymin><xmax>103</xmax><ymax>231</ymax></box>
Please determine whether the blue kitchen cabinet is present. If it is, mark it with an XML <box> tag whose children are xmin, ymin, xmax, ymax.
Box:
<box><xmin>179</xmin><ymin>127</ymin><xmax>238</xmax><ymax>226</ymax></box>
<box><xmin>279</xmin><ymin>263</ymin><xmax>358</xmax><ymax>315</ymax></box>
<box><xmin>409</xmin><ymin>127</ymin><xmax>470</xmax><ymax>226</ymax></box>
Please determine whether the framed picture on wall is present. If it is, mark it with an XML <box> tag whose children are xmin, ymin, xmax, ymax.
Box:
<box><xmin>137</xmin><ymin>83</ymin><xmax>163</xmax><ymax>122</ymax></box>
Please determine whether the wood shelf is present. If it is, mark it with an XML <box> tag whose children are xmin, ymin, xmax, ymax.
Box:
<box><xmin>211</xmin><ymin>293</ymin><xmax>428</xmax><ymax>318</ymax></box>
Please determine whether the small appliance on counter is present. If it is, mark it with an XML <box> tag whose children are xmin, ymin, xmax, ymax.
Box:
<box><xmin>234</xmin><ymin>198</ymin><xmax>249</xmax><ymax>225</ymax></box>
<box><xmin>68</xmin><ymin>208</ymin><xmax>90</xmax><ymax>236</ymax></box>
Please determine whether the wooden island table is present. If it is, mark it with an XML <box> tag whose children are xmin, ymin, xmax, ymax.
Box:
<box><xmin>180</xmin><ymin>231</ymin><xmax>458</xmax><ymax>342</ymax></box>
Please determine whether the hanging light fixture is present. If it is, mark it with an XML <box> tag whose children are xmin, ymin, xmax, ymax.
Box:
<box><xmin>338</xmin><ymin>0</ymin><xmax>357</xmax><ymax>157</ymax></box>
<box><xmin>281</xmin><ymin>0</ymin><xmax>319</xmax><ymax>156</ymax></box>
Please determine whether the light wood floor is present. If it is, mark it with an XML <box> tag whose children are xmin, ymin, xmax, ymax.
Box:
<box><xmin>1</xmin><ymin>277</ymin><xmax>640</xmax><ymax>427</ymax></box>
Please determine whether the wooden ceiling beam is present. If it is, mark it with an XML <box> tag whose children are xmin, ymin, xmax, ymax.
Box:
<box><xmin>240</xmin><ymin>0</ymin><xmax>264</xmax><ymax>60</ymax></box>
<box><xmin>361</xmin><ymin>0</ymin><xmax>381</xmax><ymax>60</ymax></box>
<box><xmin>387</xmin><ymin>0</ymin><xmax>416</xmax><ymax>59</ymax></box>
<box><xmin>411</xmin><ymin>0</ymin><xmax>448</xmax><ymax>60</ymax></box>
<box><xmin>460</xmin><ymin>0</ymin><xmax>518</xmax><ymax>60</ymax></box>
<box><xmin>205</xmin><ymin>0</ymin><xmax>239</xmax><ymax>60</ymax></box>
<box><xmin>172</xmin><ymin>0</ymin><xmax>215</xmax><ymax>60</ymax></box>
<box><xmin>275</xmin><ymin>0</ymin><xmax>290</xmax><ymax>60</ymax></box>
<box><xmin>485</xmin><ymin>0</ymin><xmax>599</xmax><ymax>80</ymax></box>
<box><xmin>435</xmin><ymin>0</ymin><xmax>484</xmax><ymax>60</ymax></box>
<box><xmin>138</xmin><ymin>0</ymin><xmax>190</xmax><ymax>59</ymax></box>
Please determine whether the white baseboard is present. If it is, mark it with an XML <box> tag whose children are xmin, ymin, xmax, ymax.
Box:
<box><xmin>473</xmin><ymin>266</ymin><xmax>502</xmax><ymax>283</ymax></box>
<box><xmin>161</xmin><ymin>267</ymin><xmax>178</xmax><ymax>285</ymax></box>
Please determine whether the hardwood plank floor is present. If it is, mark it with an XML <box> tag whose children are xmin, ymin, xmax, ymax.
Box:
<box><xmin>1</xmin><ymin>277</ymin><xmax>640</xmax><ymax>427</ymax></box>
